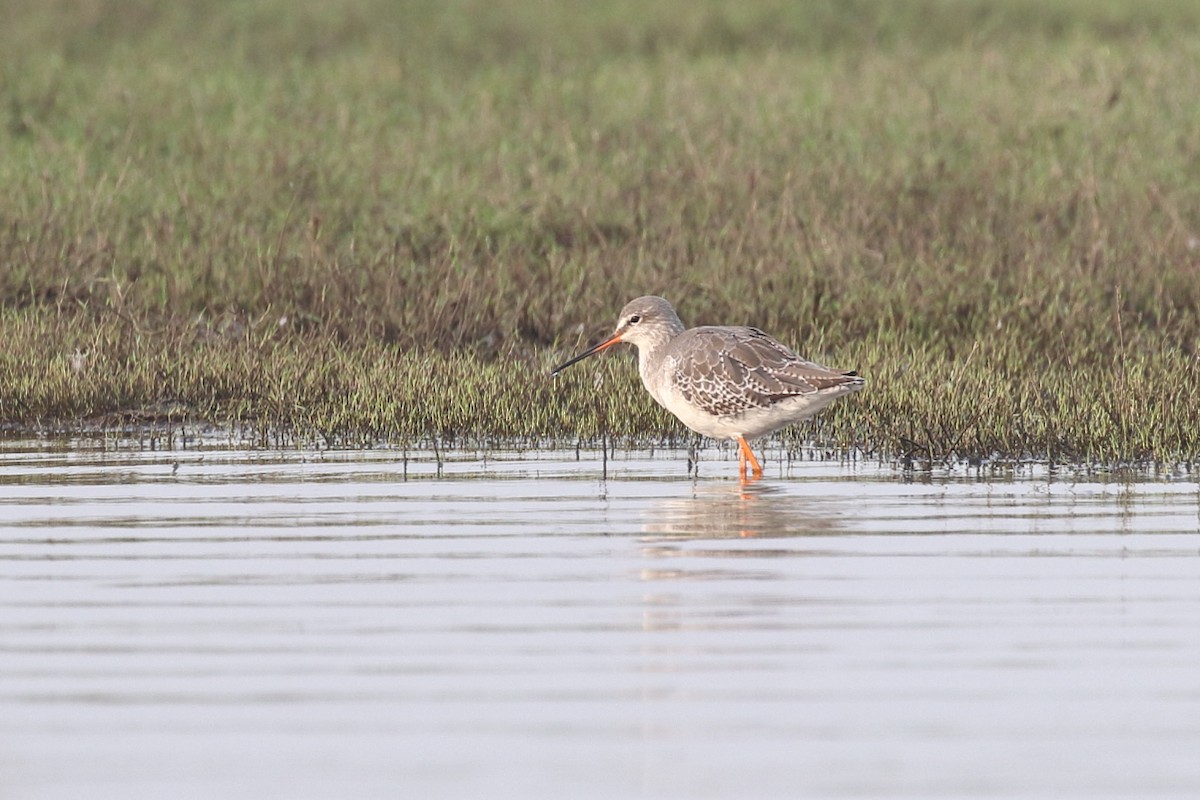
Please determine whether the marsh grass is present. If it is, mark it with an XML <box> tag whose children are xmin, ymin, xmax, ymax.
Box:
<box><xmin>2</xmin><ymin>0</ymin><xmax>1200</xmax><ymax>463</ymax></box>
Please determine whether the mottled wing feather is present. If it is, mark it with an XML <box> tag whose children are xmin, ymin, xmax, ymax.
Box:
<box><xmin>670</xmin><ymin>327</ymin><xmax>860</xmax><ymax>417</ymax></box>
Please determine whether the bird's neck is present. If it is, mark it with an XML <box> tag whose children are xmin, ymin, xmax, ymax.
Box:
<box><xmin>634</xmin><ymin>323</ymin><xmax>683</xmax><ymax>386</ymax></box>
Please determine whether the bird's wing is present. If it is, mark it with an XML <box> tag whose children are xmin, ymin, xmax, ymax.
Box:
<box><xmin>670</xmin><ymin>327</ymin><xmax>861</xmax><ymax>417</ymax></box>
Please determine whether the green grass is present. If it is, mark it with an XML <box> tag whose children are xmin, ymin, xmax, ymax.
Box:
<box><xmin>2</xmin><ymin>0</ymin><xmax>1200</xmax><ymax>463</ymax></box>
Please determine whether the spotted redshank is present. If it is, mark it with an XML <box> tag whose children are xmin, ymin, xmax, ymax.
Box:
<box><xmin>552</xmin><ymin>296</ymin><xmax>864</xmax><ymax>480</ymax></box>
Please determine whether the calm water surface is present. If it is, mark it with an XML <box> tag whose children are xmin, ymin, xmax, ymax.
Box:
<box><xmin>2</xmin><ymin>439</ymin><xmax>1200</xmax><ymax>799</ymax></box>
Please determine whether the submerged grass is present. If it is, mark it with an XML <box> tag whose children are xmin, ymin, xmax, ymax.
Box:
<box><xmin>2</xmin><ymin>0</ymin><xmax>1200</xmax><ymax>463</ymax></box>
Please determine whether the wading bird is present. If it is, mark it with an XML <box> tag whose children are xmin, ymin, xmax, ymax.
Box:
<box><xmin>552</xmin><ymin>296</ymin><xmax>864</xmax><ymax>480</ymax></box>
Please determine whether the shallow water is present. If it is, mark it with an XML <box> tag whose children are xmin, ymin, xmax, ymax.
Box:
<box><xmin>2</xmin><ymin>439</ymin><xmax>1200</xmax><ymax>799</ymax></box>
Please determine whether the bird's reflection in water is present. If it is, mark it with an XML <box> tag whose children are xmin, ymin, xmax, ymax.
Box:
<box><xmin>635</xmin><ymin>481</ymin><xmax>846</xmax><ymax>614</ymax></box>
<box><xmin>643</xmin><ymin>480</ymin><xmax>843</xmax><ymax>542</ymax></box>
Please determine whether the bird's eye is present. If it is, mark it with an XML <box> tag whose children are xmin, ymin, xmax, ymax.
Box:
<box><xmin>628</xmin><ymin>315</ymin><xmax>641</xmax><ymax>325</ymax></box>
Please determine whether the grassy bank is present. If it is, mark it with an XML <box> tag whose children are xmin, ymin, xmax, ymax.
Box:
<box><xmin>2</xmin><ymin>0</ymin><xmax>1199</xmax><ymax>463</ymax></box>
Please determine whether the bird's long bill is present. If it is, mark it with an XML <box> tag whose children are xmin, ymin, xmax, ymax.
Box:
<box><xmin>550</xmin><ymin>333</ymin><xmax>623</xmax><ymax>376</ymax></box>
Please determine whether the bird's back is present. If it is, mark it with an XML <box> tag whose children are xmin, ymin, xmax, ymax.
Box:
<box><xmin>653</xmin><ymin>325</ymin><xmax>863</xmax><ymax>419</ymax></box>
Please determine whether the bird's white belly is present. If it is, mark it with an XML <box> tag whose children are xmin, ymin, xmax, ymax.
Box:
<box><xmin>654</xmin><ymin>385</ymin><xmax>732</xmax><ymax>438</ymax></box>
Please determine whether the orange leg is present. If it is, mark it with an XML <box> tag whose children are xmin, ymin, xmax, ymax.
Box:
<box><xmin>736</xmin><ymin>436</ymin><xmax>763</xmax><ymax>480</ymax></box>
